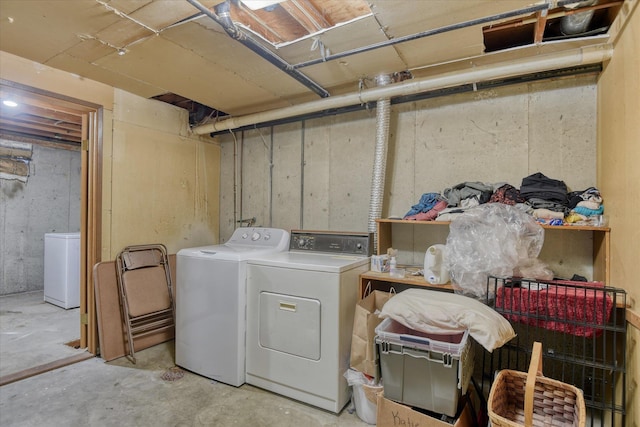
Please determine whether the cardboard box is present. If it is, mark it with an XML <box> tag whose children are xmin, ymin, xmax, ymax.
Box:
<box><xmin>376</xmin><ymin>393</ymin><xmax>473</xmax><ymax>427</ymax></box>
<box><xmin>370</xmin><ymin>254</ymin><xmax>389</xmax><ymax>272</ymax></box>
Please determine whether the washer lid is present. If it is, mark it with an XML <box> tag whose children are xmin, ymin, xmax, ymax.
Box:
<box><xmin>177</xmin><ymin>227</ymin><xmax>290</xmax><ymax>261</ymax></box>
<box><xmin>177</xmin><ymin>244</ymin><xmax>287</xmax><ymax>261</ymax></box>
<box><xmin>247</xmin><ymin>251</ymin><xmax>369</xmax><ymax>273</ymax></box>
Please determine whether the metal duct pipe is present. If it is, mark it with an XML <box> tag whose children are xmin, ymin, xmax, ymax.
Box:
<box><xmin>368</xmin><ymin>74</ymin><xmax>392</xmax><ymax>250</ymax></box>
<box><xmin>561</xmin><ymin>0</ymin><xmax>598</xmax><ymax>35</ymax></box>
<box><xmin>186</xmin><ymin>0</ymin><xmax>329</xmax><ymax>98</ymax></box>
<box><xmin>192</xmin><ymin>45</ymin><xmax>612</xmax><ymax>135</ymax></box>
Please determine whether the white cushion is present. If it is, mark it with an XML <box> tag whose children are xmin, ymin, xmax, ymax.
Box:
<box><xmin>378</xmin><ymin>288</ymin><xmax>515</xmax><ymax>352</ymax></box>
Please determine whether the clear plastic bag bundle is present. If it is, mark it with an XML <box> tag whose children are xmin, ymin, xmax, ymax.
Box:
<box><xmin>446</xmin><ymin>204</ymin><xmax>552</xmax><ymax>299</ymax></box>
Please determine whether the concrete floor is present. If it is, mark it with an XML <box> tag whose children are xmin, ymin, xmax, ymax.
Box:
<box><xmin>0</xmin><ymin>291</ymin><xmax>84</xmax><ymax>376</ymax></box>
<box><xmin>0</xmin><ymin>291</ymin><xmax>370</xmax><ymax>426</ymax></box>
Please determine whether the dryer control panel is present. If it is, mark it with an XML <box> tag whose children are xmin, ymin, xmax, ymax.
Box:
<box><xmin>289</xmin><ymin>230</ymin><xmax>372</xmax><ymax>256</ymax></box>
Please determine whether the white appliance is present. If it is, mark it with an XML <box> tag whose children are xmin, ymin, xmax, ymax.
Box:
<box><xmin>175</xmin><ymin>227</ymin><xmax>289</xmax><ymax>387</ymax></box>
<box><xmin>44</xmin><ymin>232</ymin><xmax>81</xmax><ymax>309</ymax></box>
<box><xmin>424</xmin><ymin>244</ymin><xmax>449</xmax><ymax>285</ymax></box>
<box><xmin>245</xmin><ymin>230</ymin><xmax>372</xmax><ymax>413</ymax></box>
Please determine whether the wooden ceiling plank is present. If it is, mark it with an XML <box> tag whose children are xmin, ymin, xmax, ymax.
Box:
<box><xmin>0</xmin><ymin>88</ymin><xmax>90</xmax><ymax>116</ymax></box>
<box><xmin>234</xmin><ymin>3</ymin><xmax>289</xmax><ymax>43</ymax></box>
<box><xmin>484</xmin><ymin>1</ymin><xmax>623</xmax><ymax>33</ymax></box>
<box><xmin>534</xmin><ymin>9</ymin><xmax>548</xmax><ymax>43</ymax></box>
<box><xmin>308</xmin><ymin>0</ymin><xmax>370</xmax><ymax>26</ymax></box>
<box><xmin>283</xmin><ymin>0</ymin><xmax>331</xmax><ymax>32</ymax></box>
<box><xmin>0</xmin><ymin>122</ymin><xmax>81</xmax><ymax>142</ymax></box>
<box><xmin>14</xmin><ymin>105</ymin><xmax>82</xmax><ymax>125</ymax></box>
<box><xmin>22</xmin><ymin>97</ymin><xmax>89</xmax><ymax>117</ymax></box>
<box><xmin>0</xmin><ymin>116</ymin><xmax>81</xmax><ymax>133</ymax></box>
<box><xmin>0</xmin><ymin>132</ymin><xmax>81</xmax><ymax>151</ymax></box>
<box><xmin>13</xmin><ymin>114</ymin><xmax>82</xmax><ymax>132</ymax></box>
<box><xmin>0</xmin><ymin>118</ymin><xmax>82</xmax><ymax>138</ymax></box>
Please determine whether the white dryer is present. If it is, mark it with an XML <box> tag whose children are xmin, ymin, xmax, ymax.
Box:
<box><xmin>175</xmin><ymin>227</ymin><xmax>289</xmax><ymax>387</ymax></box>
<box><xmin>245</xmin><ymin>230</ymin><xmax>371</xmax><ymax>413</ymax></box>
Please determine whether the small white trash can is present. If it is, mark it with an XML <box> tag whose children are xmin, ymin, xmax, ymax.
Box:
<box><xmin>345</xmin><ymin>368</ymin><xmax>383</xmax><ymax>425</ymax></box>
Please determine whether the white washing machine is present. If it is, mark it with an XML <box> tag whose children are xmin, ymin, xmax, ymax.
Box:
<box><xmin>245</xmin><ymin>230</ymin><xmax>372</xmax><ymax>413</ymax></box>
<box><xmin>175</xmin><ymin>227</ymin><xmax>289</xmax><ymax>387</ymax></box>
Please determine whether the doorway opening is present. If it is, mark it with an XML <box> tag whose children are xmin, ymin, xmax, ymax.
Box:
<box><xmin>0</xmin><ymin>80</ymin><xmax>102</xmax><ymax>380</ymax></box>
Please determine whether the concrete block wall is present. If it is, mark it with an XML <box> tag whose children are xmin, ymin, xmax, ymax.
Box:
<box><xmin>218</xmin><ymin>75</ymin><xmax>598</xmax><ymax>280</ymax></box>
<box><xmin>0</xmin><ymin>143</ymin><xmax>80</xmax><ymax>295</ymax></box>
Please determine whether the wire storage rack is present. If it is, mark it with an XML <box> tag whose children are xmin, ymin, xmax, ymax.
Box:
<box><xmin>479</xmin><ymin>276</ymin><xmax>627</xmax><ymax>427</ymax></box>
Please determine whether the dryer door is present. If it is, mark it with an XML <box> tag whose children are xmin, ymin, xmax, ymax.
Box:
<box><xmin>259</xmin><ymin>291</ymin><xmax>321</xmax><ymax>360</ymax></box>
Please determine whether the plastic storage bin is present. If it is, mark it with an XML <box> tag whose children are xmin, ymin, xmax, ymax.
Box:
<box><xmin>375</xmin><ymin>318</ymin><xmax>473</xmax><ymax>417</ymax></box>
<box><xmin>44</xmin><ymin>232</ymin><xmax>80</xmax><ymax>309</ymax></box>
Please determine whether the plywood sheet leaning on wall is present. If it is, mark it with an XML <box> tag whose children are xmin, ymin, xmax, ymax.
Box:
<box><xmin>93</xmin><ymin>255</ymin><xmax>176</xmax><ymax>361</ymax></box>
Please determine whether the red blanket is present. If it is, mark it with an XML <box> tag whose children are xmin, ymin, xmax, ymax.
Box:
<box><xmin>495</xmin><ymin>280</ymin><xmax>613</xmax><ymax>338</ymax></box>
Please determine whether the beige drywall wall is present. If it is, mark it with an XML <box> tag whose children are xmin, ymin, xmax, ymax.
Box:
<box><xmin>0</xmin><ymin>51</ymin><xmax>221</xmax><ymax>262</ymax></box>
<box><xmin>598</xmin><ymin>1</ymin><xmax>640</xmax><ymax>424</ymax></box>
<box><xmin>218</xmin><ymin>75</ymin><xmax>599</xmax><ymax>280</ymax></box>
<box><xmin>107</xmin><ymin>89</ymin><xmax>220</xmax><ymax>258</ymax></box>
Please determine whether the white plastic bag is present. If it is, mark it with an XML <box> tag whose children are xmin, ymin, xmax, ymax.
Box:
<box><xmin>344</xmin><ymin>369</ymin><xmax>382</xmax><ymax>425</ymax></box>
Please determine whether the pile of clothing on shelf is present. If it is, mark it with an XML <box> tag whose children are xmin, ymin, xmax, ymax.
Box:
<box><xmin>403</xmin><ymin>172</ymin><xmax>604</xmax><ymax>226</ymax></box>
<box><xmin>566</xmin><ymin>187</ymin><xmax>604</xmax><ymax>224</ymax></box>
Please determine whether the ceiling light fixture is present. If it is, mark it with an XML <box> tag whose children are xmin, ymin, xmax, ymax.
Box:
<box><xmin>240</xmin><ymin>0</ymin><xmax>284</xmax><ymax>11</ymax></box>
<box><xmin>2</xmin><ymin>100</ymin><xmax>18</xmax><ymax>107</ymax></box>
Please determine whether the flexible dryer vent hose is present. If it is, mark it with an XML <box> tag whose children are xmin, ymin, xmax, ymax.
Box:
<box><xmin>368</xmin><ymin>74</ymin><xmax>392</xmax><ymax>250</ymax></box>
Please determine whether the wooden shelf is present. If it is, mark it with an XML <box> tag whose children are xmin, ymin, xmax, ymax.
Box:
<box><xmin>376</xmin><ymin>218</ymin><xmax>609</xmax><ymax>231</ymax></box>
<box><xmin>375</xmin><ymin>217</ymin><xmax>611</xmax><ymax>285</ymax></box>
<box><xmin>359</xmin><ymin>271</ymin><xmax>454</xmax><ymax>299</ymax></box>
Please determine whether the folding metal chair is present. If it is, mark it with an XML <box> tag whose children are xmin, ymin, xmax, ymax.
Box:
<box><xmin>115</xmin><ymin>244</ymin><xmax>175</xmax><ymax>363</ymax></box>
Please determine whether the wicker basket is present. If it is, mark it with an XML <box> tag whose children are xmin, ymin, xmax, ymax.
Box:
<box><xmin>488</xmin><ymin>342</ymin><xmax>586</xmax><ymax>427</ymax></box>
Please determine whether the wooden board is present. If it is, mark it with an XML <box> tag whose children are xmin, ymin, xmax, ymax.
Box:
<box><xmin>0</xmin><ymin>352</ymin><xmax>94</xmax><ymax>387</ymax></box>
<box><xmin>627</xmin><ymin>308</ymin><xmax>640</xmax><ymax>331</ymax></box>
<box><xmin>93</xmin><ymin>255</ymin><xmax>176</xmax><ymax>362</ymax></box>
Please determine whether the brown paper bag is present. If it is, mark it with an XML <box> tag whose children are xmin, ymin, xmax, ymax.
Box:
<box><xmin>350</xmin><ymin>285</ymin><xmax>394</xmax><ymax>377</ymax></box>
